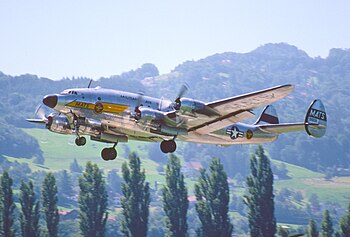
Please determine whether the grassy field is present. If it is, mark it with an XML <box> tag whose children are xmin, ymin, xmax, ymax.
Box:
<box><xmin>7</xmin><ymin>129</ymin><xmax>349</xmax><ymax>205</ymax></box>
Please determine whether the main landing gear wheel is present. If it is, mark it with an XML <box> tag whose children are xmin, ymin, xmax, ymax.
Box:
<box><xmin>101</xmin><ymin>148</ymin><xmax>117</xmax><ymax>161</ymax></box>
<box><xmin>160</xmin><ymin>140</ymin><xmax>177</xmax><ymax>153</ymax></box>
<box><xmin>75</xmin><ymin>137</ymin><xmax>86</xmax><ymax>146</ymax></box>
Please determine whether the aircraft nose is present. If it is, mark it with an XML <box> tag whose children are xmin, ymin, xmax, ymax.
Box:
<box><xmin>43</xmin><ymin>95</ymin><xmax>58</xmax><ymax>108</ymax></box>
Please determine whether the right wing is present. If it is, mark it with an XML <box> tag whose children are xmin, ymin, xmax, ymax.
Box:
<box><xmin>186</xmin><ymin>84</ymin><xmax>294</xmax><ymax>134</ymax></box>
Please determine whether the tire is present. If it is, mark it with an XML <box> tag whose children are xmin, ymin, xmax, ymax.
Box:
<box><xmin>101</xmin><ymin>148</ymin><xmax>117</xmax><ymax>161</ymax></box>
<box><xmin>79</xmin><ymin>137</ymin><xmax>86</xmax><ymax>146</ymax></box>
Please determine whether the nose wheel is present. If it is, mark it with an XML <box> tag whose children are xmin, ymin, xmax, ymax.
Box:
<box><xmin>160</xmin><ymin>140</ymin><xmax>177</xmax><ymax>153</ymax></box>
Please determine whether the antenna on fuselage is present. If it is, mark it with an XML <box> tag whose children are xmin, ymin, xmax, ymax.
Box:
<box><xmin>87</xmin><ymin>79</ymin><xmax>93</xmax><ymax>88</ymax></box>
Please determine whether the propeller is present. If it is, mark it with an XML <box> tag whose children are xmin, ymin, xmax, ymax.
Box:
<box><xmin>35</xmin><ymin>105</ymin><xmax>48</xmax><ymax>122</ymax></box>
<box><xmin>27</xmin><ymin>104</ymin><xmax>55</xmax><ymax>129</ymax></box>
<box><xmin>174</xmin><ymin>83</ymin><xmax>189</xmax><ymax>110</ymax></box>
<box><xmin>132</xmin><ymin>91</ymin><xmax>145</xmax><ymax>120</ymax></box>
<box><xmin>26</xmin><ymin>105</ymin><xmax>48</xmax><ymax>124</ymax></box>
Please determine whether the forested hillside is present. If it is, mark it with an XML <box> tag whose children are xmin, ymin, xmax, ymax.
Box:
<box><xmin>1</xmin><ymin>43</ymin><xmax>349</xmax><ymax>174</ymax></box>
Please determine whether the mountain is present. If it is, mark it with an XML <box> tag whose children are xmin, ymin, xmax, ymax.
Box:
<box><xmin>0</xmin><ymin>43</ymin><xmax>349</xmax><ymax>174</ymax></box>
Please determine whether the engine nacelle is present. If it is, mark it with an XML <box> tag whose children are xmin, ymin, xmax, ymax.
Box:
<box><xmin>179</xmin><ymin>98</ymin><xmax>206</xmax><ymax>114</ymax></box>
<box><xmin>47</xmin><ymin>114</ymin><xmax>71</xmax><ymax>134</ymax></box>
<box><xmin>138</xmin><ymin>107</ymin><xmax>167</xmax><ymax>122</ymax></box>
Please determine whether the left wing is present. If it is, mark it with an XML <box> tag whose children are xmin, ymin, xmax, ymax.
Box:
<box><xmin>187</xmin><ymin>84</ymin><xmax>294</xmax><ymax>134</ymax></box>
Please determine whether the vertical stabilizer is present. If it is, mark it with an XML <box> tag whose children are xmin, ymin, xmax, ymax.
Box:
<box><xmin>255</xmin><ymin>105</ymin><xmax>279</xmax><ymax>125</ymax></box>
<box><xmin>305</xmin><ymin>99</ymin><xmax>327</xmax><ymax>138</ymax></box>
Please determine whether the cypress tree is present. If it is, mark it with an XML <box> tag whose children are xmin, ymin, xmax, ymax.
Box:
<box><xmin>244</xmin><ymin>145</ymin><xmax>276</xmax><ymax>237</ymax></box>
<box><xmin>121</xmin><ymin>152</ymin><xmax>150</xmax><ymax>237</ymax></box>
<box><xmin>20</xmin><ymin>180</ymin><xmax>40</xmax><ymax>237</ymax></box>
<box><xmin>0</xmin><ymin>171</ymin><xmax>16</xmax><ymax>237</ymax></box>
<box><xmin>340</xmin><ymin>202</ymin><xmax>350</xmax><ymax>237</ymax></box>
<box><xmin>42</xmin><ymin>172</ymin><xmax>59</xmax><ymax>237</ymax></box>
<box><xmin>321</xmin><ymin>210</ymin><xmax>334</xmax><ymax>237</ymax></box>
<box><xmin>194</xmin><ymin>157</ymin><xmax>233</xmax><ymax>237</ymax></box>
<box><xmin>162</xmin><ymin>154</ymin><xmax>188</xmax><ymax>237</ymax></box>
<box><xmin>78</xmin><ymin>162</ymin><xmax>108</xmax><ymax>237</ymax></box>
<box><xmin>308</xmin><ymin>219</ymin><xmax>319</xmax><ymax>237</ymax></box>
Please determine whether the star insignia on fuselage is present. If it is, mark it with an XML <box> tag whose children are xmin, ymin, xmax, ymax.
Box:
<box><xmin>226</xmin><ymin>126</ymin><xmax>244</xmax><ymax>140</ymax></box>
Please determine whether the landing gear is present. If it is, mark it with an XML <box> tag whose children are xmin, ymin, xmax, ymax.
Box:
<box><xmin>101</xmin><ymin>148</ymin><xmax>117</xmax><ymax>161</ymax></box>
<box><xmin>160</xmin><ymin>140</ymin><xmax>177</xmax><ymax>153</ymax></box>
<box><xmin>101</xmin><ymin>143</ymin><xmax>118</xmax><ymax>161</ymax></box>
<box><xmin>75</xmin><ymin>136</ymin><xmax>86</xmax><ymax>146</ymax></box>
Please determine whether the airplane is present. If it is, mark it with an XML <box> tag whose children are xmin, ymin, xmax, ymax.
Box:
<box><xmin>27</xmin><ymin>83</ymin><xmax>327</xmax><ymax>161</ymax></box>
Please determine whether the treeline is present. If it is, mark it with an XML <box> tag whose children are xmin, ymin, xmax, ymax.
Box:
<box><xmin>1</xmin><ymin>147</ymin><xmax>350</xmax><ymax>236</ymax></box>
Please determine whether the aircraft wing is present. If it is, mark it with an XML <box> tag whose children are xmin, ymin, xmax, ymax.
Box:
<box><xmin>187</xmin><ymin>84</ymin><xmax>294</xmax><ymax>134</ymax></box>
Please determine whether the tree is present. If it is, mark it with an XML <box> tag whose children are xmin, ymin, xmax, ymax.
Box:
<box><xmin>308</xmin><ymin>219</ymin><xmax>319</xmax><ymax>237</ymax></box>
<box><xmin>42</xmin><ymin>172</ymin><xmax>59</xmax><ymax>237</ymax></box>
<box><xmin>340</xmin><ymin>202</ymin><xmax>350</xmax><ymax>237</ymax></box>
<box><xmin>321</xmin><ymin>210</ymin><xmax>333</xmax><ymax>237</ymax></box>
<box><xmin>57</xmin><ymin>169</ymin><xmax>75</xmax><ymax>197</ymax></box>
<box><xmin>78</xmin><ymin>162</ymin><xmax>108</xmax><ymax>237</ymax></box>
<box><xmin>0</xmin><ymin>171</ymin><xmax>16</xmax><ymax>237</ymax></box>
<box><xmin>194</xmin><ymin>157</ymin><xmax>233</xmax><ymax>237</ymax></box>
<box><xmin>244</xmin><ymin>145</ymin><xmax>276</xmax><ymax>237</ymax></box>
<box><xmin>20</xmin><ymin>180</ymin><xmax>40</xmax><ymax>237</ymax></box>
<box><xmin>162</xmin><ymin>154</ymin><xmax>188</xmax><ymax>237</ymax></box>
<box><xmin>121</xmin><ymin>152</ymin><xmax>150</xmax><ymax>237</ymax></box>
<box><xmin>70</xmin><ymin>158</ymin><xmax>83</xmax><ymax>173</ymax></box>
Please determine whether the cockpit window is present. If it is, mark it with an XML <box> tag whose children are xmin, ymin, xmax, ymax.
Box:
<box><xmin>61</xmin><ymin>90</ymin><xmax>78</xmax><ymax>95</ymax></box>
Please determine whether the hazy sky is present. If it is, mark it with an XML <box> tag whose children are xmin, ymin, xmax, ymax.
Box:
<box><xmin>1</xmin><ymin>0</ymin><xmax>349</xmax><ymax>80</ymax></box>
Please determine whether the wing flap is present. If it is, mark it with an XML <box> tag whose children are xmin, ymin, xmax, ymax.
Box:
<box><xmin>191</xmin><ymin>110</ymin><xmax>255</xmax><ymax>134</ymax></box>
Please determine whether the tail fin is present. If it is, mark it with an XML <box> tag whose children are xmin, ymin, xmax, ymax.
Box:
<box><xmin>305</xmin><ymin>99</ymin><xmax>327</xmax><ymax>138</ymax></box>
<box><xmin>255</xmin><ymin>105</ymin><xmax>279</xmax><ymax>125</ymax></box>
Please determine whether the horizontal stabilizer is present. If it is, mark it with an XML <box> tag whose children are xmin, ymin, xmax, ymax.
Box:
<box><xmin>259</xmin><ymin>123</ymin><xmax>305</xmax><ymax>134</ymax></box>
<box><xmin>257</xmin><ymin>99</ymin><xmax>327</xmax><ymax>138</ymax></box>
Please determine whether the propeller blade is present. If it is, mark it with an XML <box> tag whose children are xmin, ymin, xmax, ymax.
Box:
<box><xmin>175</xmin><ymin>83</ymin><xmax>189</xmax><ymax>102</ymax></box>
<box><xmin>35</xmin><ymin>105</ymin><xmax>47</xmax><ymax>121</ymax></box>
<box><xmin>26</xmin><ymin>119</ymin><xmax>47</xmax><ymax>124</ymax></box>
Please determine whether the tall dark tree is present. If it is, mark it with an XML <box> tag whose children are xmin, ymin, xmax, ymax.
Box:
<box><xmin>42</xmin><ymin>172</ymin><xmax>59</xmax><ymax>237</ymax></box>
<box><xmin>194</xmin><ymin>157</ymin><xmax>233</xmax><ymax>237</ymax></box>
<box><xmin>162</xmin><ymin>154</ymin><xmax>188</xmax><ymax>237</ymax></box>
<box><xmin>78</xmin><ymin>162</ymin><xmax>108</xmax><ymax>237</ymax></box>
<box><xmin>340</xmin><ymin>202</ymin><xmax>350</xmax><ymax>237</ymax></box>
<box><xmin>321</xmin><ymin>210</ymin><xmax>334</xmax><ymax>237</ymax></box>
<box><xmin>0</xmin><ymin>171</ymin><xmax>16</xmax><ymax>237</ymax></box>
<box><xmin>20</xmin><ymin>180</ymin><xmax>40</xmax><ymax>237</ymax></box>
<box><xmin>244</xmin><ymin>145</ymin><xmax>276</xmax><ymax>237</ymax></box>
<box><xmin>121</xmin><ymin>152</ymin><xmax>150</xmax><ymax>237</ymax></box>
<box><xmin>308</xmin><ymin>219</ymin><xmax>319</xmax><ymax>237</ymax></box>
